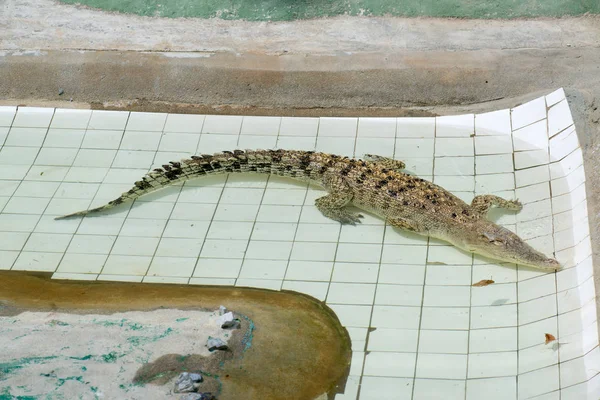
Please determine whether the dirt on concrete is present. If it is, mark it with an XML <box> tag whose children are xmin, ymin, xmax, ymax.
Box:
<box><xmin>0</xmin><ymin>271</ymin><xmax>352</xmax><ymax>400</ymax></box>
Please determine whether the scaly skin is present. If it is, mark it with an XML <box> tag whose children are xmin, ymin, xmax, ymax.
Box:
<box><xmin>56</xmin><ymin>149</ymin><xmax>561</xmax><ymax>271</ymax></box>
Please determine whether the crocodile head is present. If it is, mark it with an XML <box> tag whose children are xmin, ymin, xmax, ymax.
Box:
<box><xmin>455</xmin><ymin>221</ymin><xmax>561</xmax><ymax>271</ymax></box>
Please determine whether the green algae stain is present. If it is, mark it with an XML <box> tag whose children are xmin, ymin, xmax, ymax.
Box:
<box><xmin>47</xmin><ymin>320</ymin><xmax>69</xmax><ymax>327</ymax></box>
<box><xmin>127</xmin><ymin>327</ymin><xmax>173</xmax><ymax>347</ymax></box>
<box><xmin>101</xmin><ymin>352</ymin><xmax>120</xmax><ymax>363</ymax></box>
<box><xmin>175</xmin><ymin>318</ymin><xmax>189</xmax><ymax>322</ymax></box>
<box><xmin>1</xmin><ymin>357</ymin><xmax>58</xmax><ymax>380</ymax></box>
<box><xmin>70</xmin><ymin>355</ymin><xmax>93</xmax><ymax>361</ymax></box>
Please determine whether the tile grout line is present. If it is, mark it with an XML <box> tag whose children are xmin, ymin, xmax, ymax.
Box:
<box><xmin>464</xmin><ymin>114</ymin><xmax>477</xmax><ymax>398</ymax></box>
<box><xmin>54</xmin><ymin>110</ymin><xmax>123</xmax><ymax>277</ymax></box>
<box><xmin>356</xmin><ymin>116</ymin><xmax>398</xmax><ymax>400</ymax></box>
<box><xmin>7</xmin><ymin>108</ymin><xmax>58</xmax><ymax>271</ymax></box>
<box><xmin>409</xmin><ymin>116</ymin><xmax>438</xmax><ymax>400</ymax></box>
<box><xmin>142</xmin><ymin>113</ymin><xmax>199</xmax><ymax>282</ymax></box>
<box><xmin>546</xmin><ymin>95</ymin><xmax>563</xmax><ymax>400</ymax></box>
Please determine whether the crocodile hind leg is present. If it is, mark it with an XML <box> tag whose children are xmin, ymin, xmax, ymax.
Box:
<box><xmin>471</xmin><ymin>194</ymin><xmax>522</xmax><ymax>217</ymax></box>
<box><xmin>363</xmin><ymin>154</ymin><xmax>406</xmax><ymax>172</ymax></box>
<box><xmin>315</xmin><ymin>174</ymin><xmax>363</xmax><ymax>225</ymax></box>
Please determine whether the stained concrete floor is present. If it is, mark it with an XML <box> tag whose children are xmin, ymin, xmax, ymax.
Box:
<box><xmin>1</xmin><ymin>0</ymin><xmax>599</xmax><ymax>336</ymax></box>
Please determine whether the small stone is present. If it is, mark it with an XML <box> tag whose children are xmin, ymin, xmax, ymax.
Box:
<box><xmin>58</xmin><ymin>88</ymin><xmax>64</xmax><ymax>95</ymax></box>
<box><xmin>189</xmin><ymin>373</ymin><xmax>203</xmax><ymax>382</ymax></box>
<box><xmin>221</xmin><ymin>319</ymin><xmax>241</xmax><ymax>329</ymax></box>
<box><xmin>174</xmin><ymin>372</ymin><xmax>196</xmax><ymax>393</ymax></box>
<box><xmin>218</xmin><ymin>305</ymin><xmax>227</xmax><ymax>315</ymax></box>
<box><xmin>207</xmin><ymin>337</ymin><xmax>228</xmax><ymax>352</ymax></box>
<box><xmin>182</xmin><ymin>394</ymin><xmax>203</xmax><ymax>400</ymax></box>
<box><xmin>217</xmin><ymin>312</ymin><xmax>233</xmax><ymax>326</ymax></box>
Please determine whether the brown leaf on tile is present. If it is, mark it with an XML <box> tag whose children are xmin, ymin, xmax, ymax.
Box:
<box><xmin>545</xmin><ymin>333</ymin><xmax>556</xmax><ymax>345</ymax></box>
<box><xmin>472</xmin><ymin>279</ymin><xmax>495</xmax><ymax>287</ymax></box>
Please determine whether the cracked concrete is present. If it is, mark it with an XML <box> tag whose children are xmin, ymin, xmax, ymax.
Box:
<box><xmin>1</xmin><ymin>0</ymin><xmax>600</xmax><ymax>331</ymax></box>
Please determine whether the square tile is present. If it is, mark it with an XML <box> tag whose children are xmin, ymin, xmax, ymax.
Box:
<box><xmin>436</xmin><ymin>114</ymin><xmax>474</xmax><ymax>137</ymax></box>
<box><xmin>0</xmin><ymin>127</ymin><xmax>8</xmax><ymax>146</ymax></box>
<box><xmin>402</xmin><ymin>158</ymin><xmax>434</xmax><ymax>175</ymax></box>
<box><xmin>240</xmin><ymin>116</ymin><xmax>281</xmax><ymax>135</ymax></box>
<box><xmin>5</xmin><ymin>127</ymin><xmax>48</xmax><ymax>147</ymax></box>
<box><xmin>519</xmin><ymin>343</ymin><xmax>559</xmax><ymax>374</ymax></box>
<box><xmin>514</xmin><ymin>150</ymin><xmax>550</xmax><ymax>170</ymax></box>
<box><xmin>416</xmin><ymin>353</ymin><xmax>467</xmax><ymax>379</ymax></box>
<box><xmin>50</xmin><ymin>109</ymin><xmax>92</xmax><ymax>129</ymax></box>
<box><xmin>290</xmin><ymin>241</ymin><xmax>337</xmax><ymax>262</ymax></box>
<box><xmin>250</xmin><ymin>222</ymin><xmax>296</xmax><ymax>241</ymax></box>
<box><xmin>318</xmin><ymin>117</ymin><xmax>357</xmax><ymax>137</ymax></box>
<box><xmin>315</xmin><ymin>137</ymin><xmax>356</xmax><ymax>157</ymax></box>
<box><xmin>163</xmin><ymin>114</ymin><xmax>205</xmax><ymax>133</ymax></box>
<box><xmin>371</xmin><ymin>305</ymin><xmax>421</xmax><ymax>329</ymax></box>
<box><xmin>550</xmin><ymin>147</ymin><xmax>583</xmax><ymax>179</ymax></box>
<box><xmin>262</xmin><ymin>188</ymin><xmax>306</xmax><ymax>205</ymax></box>
<box><xmin>359</xmin><ymin>376</ymin><xmax>413</xmax><ymax>400</ymax></box>
<box><xmin>418</xmin><ymin>330</ymin><xmax>468</xmax><ymax>354</ymax></box>
<box><xmin>12</xmin><ymin>107</ymin><xmax>54</xmax><ymax>128</ymax></box>
<box><xmin>551</xmin><ymin>164</ymin><xmax>585</xmax><ymax>196</ymax></box>
<box><xmin>23</xmin><ymin>232</ymin><xmax>72</xmax><ymax>253</ymax></box>
<box><xmin>237</xmin><ymin>134</ymin><xmax>277</xmax><ymax>149</ymax></box>
<box><xmin>471</xmin><ymin>304</ymin><xmax>517</xmax><ymax>329</ymax></box>
<box><xmin>518</xmin><ymin>365</ymin><xmax>559</xmax><ymax>399</ymax></box>
<box><xmin>363</xmin><ymin>351</ymin><xmax>416</xmax><ymax>378</ymax></box>
<box><xmin>556</xmin><ymin>256</ymin><xmax>593</xmax><ymax>292</ymax></box>
<box><xmin>381</xmin><ymin>244</ymin><xmax>428</xmax><ymax>265</ymax></box>
<box><xmin>470</xmin><ymin>327</ymin><xmax>517</xmax><ymax>353</ymax></box>
<box><xmin>57</xmin><ymin>253</ymin><xmax>108</xmax><ymax>274</ymax></box>
<box><xmin>413</xmin><ymin>379</ymin><xmax>465</xmax><ymax>400</ymax></box>
<box><xmin>281</xmin><ymin>280</ymin><xmax>328</xmax><ymax>301</ymax></box>
<box><xmin>375</xmin><ymin>284</ymin><xmax>423</xmax><ymax>306</ymax></box>
<box><xmin>519</xmin><ymin>294</ymin><xmax>557</xmax><ymax>325</ymax></box>
<box><xmin>87</xmin><ymin>110</ymin><xmax>129</xmax><ymax>130</ymax></box>
<box><xmin>0</xmin><ymin>214</ymin><xmax>40</xmax><ymax>232</ymax></box>
<box><xmin>3</xmin><ymin>197</ymin><xmax>51</xmax><ymax>214</ymax></box>
<box><xmin>545</xmin><ymin>88</ymin><xmax>565</xmax><ymax>107</ymax></box>
<box><xmin>73</xmin><ymin>149</ymin><xmax>116</xmax><ymax>167</ymax></box>
<box><xmin>466</xmin><ymin>377</ymin><xmax>516</xmax><ymax>400</ymax></box>
<box><xmin>201</xmin><ymin>115</ymin><xmax>243</xmax><ymax>135</ymax></box>
<box><xmin>332</xmin><ymin>262</ymin><xmax>378</xmax><ymax>283</ymax></box>
<box><xmin>335</xmin><ymin>243</ymin><xmax>382</xmax><ymax>263</ymax></box>
<box><xmin>421</xmin><ymin>306</ymin><xmax>470</xmax><ymax>330</ymax></box>
<box><xmin>434</xmin><ymin>156</ymin><xmax>474</xmax><ymax>176</ymax></box>
<box><xmin>395</xmin><ymin>138</ymin><xmax>434</xmax><ymax>158</ymax></box>
<box><xmin>424</xmin><ymin>285</ymin><xmax>470</xmax><ymax>307</ymax></box>
<box><xmin>0</xmin><ymin>106</ymin><xmax>16</xmax><ymax>127</ymax></box>
<box><xmin>548</xmin><ymin>100</ymin><xmax>574</xmax><ymax>138</ymax></box>
<box><xmin>427</xmin><ymin>245</ymin><xmax>473</xmax><ymax>265</ymax></box>
<box><xmin>327</xmin><ymin>282</ymin><xmax>376</xmax><ymax>305</ymax></box>
<box><xmin>518</xmin><ymin>274</ymin><xmax>556</xmax><ymax>303</ymax></box>
<box><xmin>102</xmin><ymin>255</ymin><xmax>152</xmax><ymax>275</ymax></box>
<box><xmin>518</xmin><ymin>316</ymin><xmax>558</xmax><ymax>350</ymax></box>
<box><xmin>475</xmin><ymin>173</ymin><xmax>514</xmax><ymax>193</ymax></box>
<box><xmin>549</xmin><ymin>127</ymin><xmax>578</xmax><ymax>161</ymax></box>
<box><xmin>468</xmin><ymin>351</ymin><xmax>517</xmax><ymax>378</ymax></box>
<box><xmin>434</xmin><ymin>175</ymin><xmax>475</xmax><ymax>191</ymax></box>
<box><xmin>126</xmin><ymin>112</ymin><xmax>167</xmax><ymax>131</ymax></box>
<box><xmin>34</xmin><ymin>147</ymin><xmax>77</xmax><ymax>166</ymax></box>
<box><xmin>119</xmin><ymin>218</ymin><xmax>167</xmax><ymax>237</ymax></box>
<box><xmin>43</xmin><ymin>128</ymin><xmax>86</xmax><ymax>148</ymax></box>
<box><xmin>377</xmin><ymin>263</ymin><xmax>425</xmax><ymax>285</ymax></box>
<box><xmin>367</xmin><ymin>328</ymin><xmax>419</xmax><ymax>352</ymax></box>
<box><xmin>426</xmin><ymin>264</ymin><xmax>471</xmax><ymax>285</ymax></box>
<box><xmin>0</xmin><ymin>232</ymin><xmax>30</xmax><ymax>251</ymax></box>
<box><xmin>328</xmin><ymin>304</ymin><xmax>372</xmax><ymax>328</ymax></box>
<box><xmin>67</xmin><ymin>234</ymin><xmax>115</xmax><ymax>254</ymax></box>
<box><xmin>515</xmin><ymin>165</ymin><xmax>549</xmax><ymax>188</ymax></box>
<box><xmin>279</xmin><ymin>117</ymin><xmax>319</xmax><ymax>137</ymax></box>
<box><xmin>355</xmin><ymin>137</ymin><xmax>395</xmax><ymax>158</ymax></box>
<box><xmin>146</xmin><ymin>257</ymin><xmax>196</xmax><ymax>277</ymax></box>
<box><xmin>276</xmin><ymin>135</ymin><xmax>316</xmax><ymax>150</ymax></box>
<box><xmin>193</xmin><ymin>258</ymin><xmax>242</xmax><ymax>278</ymax></box>
<box><xmin>111</xmin><ymin>236</ymin><xmax>159</xmax><ymax>256</ymax></box>
<box><xmin>199</xmin><ymin>239</ymin><xmax>247</xmax><ymax>259</ymax></box>
<box><xmin>511</xmin><ymin>97</ymin><xmax>546</xmax><ymax>130</ymax></box>
<box><xmin>258</xmin><ymin>204</ymin><xmax>302</xmax><ymax>223</ymax></box>
<box><xmin>435</xmin><ymin>137</ymin><xmax>474</xmax><ymax>156</ymax></box>
<box><xmin>475</xmin><ymin>109</ymin><xmax>512</xmax><ymax>136</ymax></box>
<box><xmin>513</xmin><ymin>120</ymin><xmax>548</xmax><ymax>151</ymax></box>
<box><xmin>0</xmin><ymin>146</ymin><xmax>40</xmax><ymax>165</ymax></box>
<box><xmin>12</xmin><ymin>251</ymin><xmax>62</xmax><ymax>272</ymax></box>
<box><xmin>357</xmin><ymin>117</ymin><xmax>396</xmax><ymax>138</ymax></box>
<box><xmin>396</xmin><ymin>117</ymin><xmax>435</xmax><ymax>138</ymax></box>
<box><xmin>239</xmin><ymin>259</ymin><xmax>288</xmax><ymax>279</ymax></box>
<box><xmin>557</xmin><ymin>276</ymin><xmax>596</xmax><ymax>314</ymax></box>
<box><xmin>515</xmin><ymin>182</ymin><xmax>550</xmax><ymax>204</ymax></box>
<box><xmin>120</xmin><ymin>131</ymin><xmax>162</xmax><ymax>150</ymax></box>
<box><xmin>155</xmin><ymin>237</ymin><xmax>203</xmax><ymax>257</ymax></box>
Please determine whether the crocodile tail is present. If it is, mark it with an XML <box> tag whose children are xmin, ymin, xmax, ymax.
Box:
<box><xmin>53</xmin><ymin>149</ymin><xmax>309</xmax><ymax>220</ymax></box>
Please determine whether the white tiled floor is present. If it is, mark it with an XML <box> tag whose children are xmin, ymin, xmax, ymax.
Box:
<box><xmin>0</xmin><ymin>88</ymin><xmax>598</xmax><ymax>399</ymax></box>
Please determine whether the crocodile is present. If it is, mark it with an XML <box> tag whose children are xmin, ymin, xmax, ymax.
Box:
<box><xmin>55</xmin><ymin>149</ymin><xmax>561</xmax><ymax>271</ymax></box>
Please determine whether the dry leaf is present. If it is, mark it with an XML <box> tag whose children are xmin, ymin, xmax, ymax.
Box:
<box><xmin>472</xmin><ymin>279</ymin><xmax>495</xmax><ymax>287</ymax></box>
<box><xmin>545</xmin><ymin>333</ymin><xmax>556</xmax><ymax>345</ymax></box>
